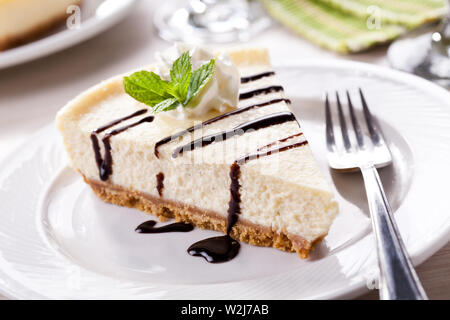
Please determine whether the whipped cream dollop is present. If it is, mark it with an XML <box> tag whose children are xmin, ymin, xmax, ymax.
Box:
<box><xmin>154</xmin><ymin>43</ymin><xmax>240</xmax><ymax>119</ymax></box>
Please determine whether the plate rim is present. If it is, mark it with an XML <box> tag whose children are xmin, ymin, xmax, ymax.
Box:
<box><xmin>0</xmin><ymin>0</ymin><xmax>139</xmax><ymax>70</ymax></box>
<box><xmin>0</xmin><ymin>59</ymin><xmax>449</xmax><ymax>300</ymax></box>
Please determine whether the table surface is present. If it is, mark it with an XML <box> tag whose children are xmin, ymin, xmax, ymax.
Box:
<box><xmin>0</xmin><ymin>0</ymin><xmax>448</xmax><ymax>300</ymax></box>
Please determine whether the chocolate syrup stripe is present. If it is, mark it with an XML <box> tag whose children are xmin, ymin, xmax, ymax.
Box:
<box><xmin>172</xmin><ymin>111</ymin><xmax>297</xmax><ymax>158</ymax></box>
<box><xmin>91</xmin><ymin>109</ymin><xmax>154</xmax><ymax>181</ymax></box>
<box><xmin>154</xmin><ymin>98</ymin><xmax>291</xmax><ymax>158</ymax></box>
<box><xmin>227</xmin><ymin>162</ymin><xmax>241</xmax><ymax>235</ymax></box>
<box><xmin>237</xmin><ymin>140</ymin><xmax>309</xmax><ymax>165</ymax></box>
<box><xmin>90</xmin><ymin>134</ymin><xmax>103</xmax><ymax>170</ymax></box>
<box><xmin>240</xmin><ymin>71</ymin><xmax>275</xmax><ymax>84</ymax></box>
<box><xmin>156</xmin><ymin>172</ymin><xmax>164</xmax><ymax>197</ymax></box>
<box><xmin>93</xmin><ymin>109</ymin><xmax>147</xmax><ymax>134</ymax></box>
<box><xmin>239</xmin><ymin>85</ymin><xmax>284</xmax><ymax>100</ymax></box>
<box><xmin>102</xmin><ymin>115</ymin><xmax>154</xmax><ymax>140</ymax></box>
<box><xmin>256</xmin><ymin>132</ymin><xmax>303</xmax><ymax>152</ymax></box>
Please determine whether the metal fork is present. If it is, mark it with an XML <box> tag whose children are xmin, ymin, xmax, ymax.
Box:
<box><xmin>325</xmin><ymin>89</ymin><xmax>427</xmax><ymax>300</ymax></box>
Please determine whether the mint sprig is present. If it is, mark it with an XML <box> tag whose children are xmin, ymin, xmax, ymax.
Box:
<box><xmin>123</xmin><ymin>51</ymin><xmax>216</xmax><ymax>113</ymax></box>
<box><xmin>185</xmin><ymin>59</ymin><xmax>216</xmax><ymax>105</ymax></box>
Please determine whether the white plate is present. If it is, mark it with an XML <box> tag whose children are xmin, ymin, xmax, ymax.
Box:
<box><xmin>0</xmin><ymin>60</ymin><xmax>449</xmax><ymax>299</ymax></box>
<box><xmin>0</xmin><ymin>0</ymin><xmax>138</xmax><ymax>70</ymax></box>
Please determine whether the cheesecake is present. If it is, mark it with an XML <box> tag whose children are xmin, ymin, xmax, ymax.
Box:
<box><xmin>0</xmin><ymin>0</ymin><xmax>81</xmax><ymax>51</ymax></box>
<box><xmin>56</xmin><ymin>45</ymin><xmax>338</xmax><ymax>260</ymax></box>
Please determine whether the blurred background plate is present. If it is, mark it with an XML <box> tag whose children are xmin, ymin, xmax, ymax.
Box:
<box><xmin>0</xmin><ymin>0</ymin><xmax>138</xmax><ymax>70</ymax></box>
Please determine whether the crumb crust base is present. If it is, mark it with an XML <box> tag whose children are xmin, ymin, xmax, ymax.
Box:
<box><xmin>87</xmin><ymin>178</ymin><xmax>323</xmax><ymax>259</ymax></box>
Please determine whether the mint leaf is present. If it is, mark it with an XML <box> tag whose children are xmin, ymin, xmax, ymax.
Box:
<box><xmin>123</xmin><ymin>51</ymin><xmax>216</xmax><ymax>114</ymax></box>
<box><xmin>185</xmin><ymin>59</ymin><xmax>215</xmax><ymax>105</ymax></box>
<box><xmin>124</xmin><ymin>71</ymin><xmax>172</xmax><ymax>106</ymax></box>
<box><xmin>153</xmin><ymin>98</ymin><xmax>179</xmax><ymax>113</ymax></box>
<box><xmin>170</xmin><ymin>51</ymin><xmax>192</xmax><ymax>100</ymax></box>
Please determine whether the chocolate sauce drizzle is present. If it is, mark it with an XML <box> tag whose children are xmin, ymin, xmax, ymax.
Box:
<box><xmin>227</xmin><ymin>162</ymin><xmax>241</xmax><ymax>235</ymax></box>
<box><xmin>154</xmin><ymin>98</ymin><xmax>291</xmax><ymax>158</ymax></box>
<box><xmin>156</xmin><ymin>172</ymin><xmax>164</xmax><ymax>197</ymax></box>
<box><xmin>256</xmin><ymin>132</ymin><xmax>303</xmax><ymax>152</ymax></box>
<box><xmin>236</xmin><ymin>140</ymin><xmax>309</xmax><ymax>165</ymax></box>
<box><xmin>240</xmin><ymin>71</ymin><xmax>275</xmax><ymax>84</ymax></box>
<box><xmin>93</xmin><ymin>109</ymin><xmax>148</xmax><ymax>134</ymax></box>
<box><xmin>136</xmin><ymin>220</ymin><xmax>194</xmax><ymax>233</ymax></box>
<box><xmin>239</xmin><ymin>85</ymin><xmax>284</xmax><ymax>100</ymax></box>
<box><xmin>90</xmin><ymin>109</ymin><xmax>154</xmax><ymax>181</ymax></box>
<box><xmin>172</xmin><ymin>111</ymin><xmax>296</xmax><ymax>158</ymax></box>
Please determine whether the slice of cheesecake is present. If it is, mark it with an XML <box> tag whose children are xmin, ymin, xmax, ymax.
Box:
<box><xmin>56</xmin><ymin>47</ymin><xmax>338</xmax><ymax>259</ymax></box>
<box><xmin>0</xmin><ymin>0</ymin><xmax>81</xmax><ymax>51</ymax></box>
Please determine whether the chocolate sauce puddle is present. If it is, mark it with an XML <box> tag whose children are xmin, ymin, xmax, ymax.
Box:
<box><xmin>172</xmin><ymin>111</ymin><xmax>296</xmax><ymax>158</ymax></box>
<box><xmin>91</xmin><ymin>109</ymin><xmax>154</xmax><ymax>181</ymax></box>
<box><xmin>135</xmin><ymin>220</ymin><xmax>194</xmax><ymax>233</ymax></box>
<box><xmin>187</xmin><ymin>235</ymin><xmax>240</xmax><ymax>263</ymax></box>
<box><xmin>154</xmin><ymin>98</ymin><xmax>291</xmax><ymax>158</ymax></box>
<box><xmin>240</xmin><ymin>71</ymin><xmax>275</xmax><ymax>84</ymax></box>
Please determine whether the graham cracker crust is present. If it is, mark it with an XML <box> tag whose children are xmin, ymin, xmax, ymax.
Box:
<box><xmin>86</xmin><ymin>178</ymin><xmax>320</xmax><ymax>259</ymax></box>
<box><xmin>0</xmin><ymin>1</ymin><xmax>82</xmax><ymax>52</ymax></box>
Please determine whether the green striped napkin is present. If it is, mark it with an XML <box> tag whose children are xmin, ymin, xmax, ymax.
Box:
<box><xmin>261</xmin><ymin>0</ymin><xmax>447</xmax><ymax>53</ymax></box>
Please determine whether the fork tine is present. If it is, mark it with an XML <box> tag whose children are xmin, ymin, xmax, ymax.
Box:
<box><xmin>346</xmin><ymin>90</ymin><xmax>364</xmax><ymax>148</ymax></box>
<box><xmin>336</xmin><ymin>92</ymin><xmax>352</xmax><ymax>151</ymax></box>
<box><xmin>325</xmin><ymin>93</ymin><xmax>336</xmax><ymax>152</ymax></box>
<box><xmin>359</xmin><ymin>88</ymin><xmax>381</xmax><ymax>145</ymax></box>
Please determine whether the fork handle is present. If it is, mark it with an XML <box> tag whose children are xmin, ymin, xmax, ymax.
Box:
<box><xmin>360</xmin><ymin>165</ymin><xmax>428</xmax><ymax>300</ymax></box>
